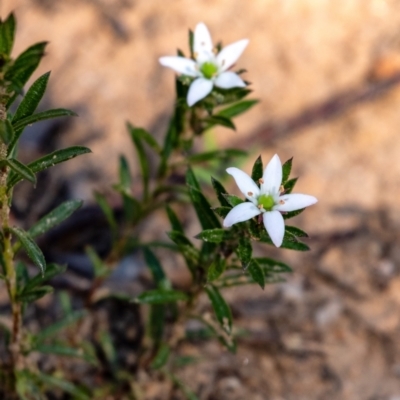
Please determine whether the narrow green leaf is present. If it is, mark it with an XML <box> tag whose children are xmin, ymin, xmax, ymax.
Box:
<box><xmin>135</xmin><ymin>289</ymin><xmax>188</xmax><ymax>304</ymax></box>
<box><xmin>6</xmin><ymin>159</ymin><xmax>36</xmax><ymax>184</ymax></box>
<box><xmin>28</xmin><ymin>200</ymin><xmax>83</xmax><ymax>238</ymax></box>
<box><xmin>285</xmin><ymin>225</ymin><xmax>309</xmax><ymax>238</ymax></box>
<box><xmin>149</xmin><ymin>304</ymin><xmax>165</xmax><ymax>343</ymax></box>
<box><xmin>118</xmin><ymin>155</ymin><xmax>131</xmax><ymax>191</ymax></box>
<box><xmin>22</xmin><ymin>263</ymin><xmax>66</xmax><ymax>294</ymax></box>
<box><xmin>11</xmin><ymin>108</ymin><xmax>76</xmax><ymax>137</ymax></box>
<box><xmin>36</xmin><ymin>372</ymin><xmax>90</xmax><ymax>400</ymax></box>
<box><xmin>205</xmin><ymin>115</ymin><xmax>235</xmax><ymax>130</ymax></box>
<box><xmin>94</xmin><ymin>192</ymin><xmax>117</xmax><ymax>233</ymax></box>
<box><xmin>36</xmin><ymin>310</ymin><xmax>87</xmax><ymax>342</ymax></box>
<box><xmin>0</xmin><ymin>13</ymin><xmax>16</xmax><ymax>57</ymax></box>
<box><xmin>283</xmin><ymin>207</ymin><xmax>304</xmax><ymax>220</ymax></box>
<box><xmin>254</xmin><ymin>257</ymin><xmax>292</xmax><ymax>273</ymax></box>
<box><xmin>166</xmin><ymin>205</ymin><xmax>184</xmax><ymax>233</ymax></box>
<box><xmin>251</xmin><ymin>155</ymin><xmax>263</xmax><ymax>183</ymax></box>
<box><xmin>188</xmin><ymin>29</ymin><xmax>194</xmax><ymax>58</ymax></box>
<box><xmin>211</xmin><ymin>177</ymin><xmax>230</xmax><ymax>207</ymax></box>
<box><xmin>150</xmin><ymin>342</ymin><xmax>170</xmax><ymax>369</ymax></box>
<box><xmin>33</xmin><ymin>344</ymin><xmax>86</xmax><ymax>358</ymax></box>
<box><xmin>187</xmin><ymin>149</ymin><xmax>246</xmax><ymax>164</ymax></box>
<box><xmin>167</xmin><ymin>231</ymin><xmax>198</xmax><ymax>273</ymax></box>
<box><xmin>185</xmin><ymin>167</ymin><xmax>201</xmax><ymax>191</ymax></box>
<box><xmin>212</xmin><ymin>206</ymin><xmax>231</xmax><ymax>218</ymax></box>
<box><xmin>224</xmin><ymin>194</ymin><xmax>244</xmax><ymax>207</ymax></box>
<box><xmin>217</xmin><ymin>99</ymin><xmax>259</xmax><ymax>119</ymax></box>
<box><xmin>9</xmin><ymin>227</ymin><xmax>46</xmax><ymax>274</ymax></box>
<box><xmin>236</xmin><ymin>236</ymin><xmax>252</xmax><ymax>268</ymax></box>
<box><xmin>205</xmin><ymin>285</ymin><xmax>232</xmax><ymax>334</ymax></box>
<box><xmin>128</xmin><ymin>123</ymin><xmax>150</xmax><ymax>199</ymax></box>
<box><xmin>281</xmin><ymin>239</ymin><xmax>310</xmax><ymax>251</ymax></box>
<box><xmin>195</xmin><ymin>228</ymin><xmax>226</xmax><ymax>243</ymax></box>
<box><xmin>12</xmin><ymin>72</ymin><xmax>50</xmax><ymax>124</ymax></box>
<box><xmin>282</xmin><ymin>157</ymin><xmax>293</xmax><ymax>185</ymax></box>
<box><xmin>283</xmin><ymin>177</ymin><xmax>297</xmax><ymax>194</ymax></box>
<box><xmin>7</xmin><ymin>146</ymin><xmax>91</xmax><ymax>189</ymax></box>
<box><xmin>0</xmin><ymin>119</ymin><xmax>14</xmax><ymax>145</ymax></box>
<box><xmin>207</xmin><ymin>255</ymin><xmax>226</xmax><ymax>282</ymax></box>
<box><xmin>248</xmin><ymin>259</ymin><xmax>265</xmax><ymax>289</ymax></box>
<box><xmin>85</xmin><ymin>246</ymin><xmax>108</xmax><ymax>279</ymax></box>
<box><xmin>143</xmin><ymin>248</ymin><xmax>168</xmax><ymax>287</ymax></box>
<box><xmin>127</xmin><ymin>123</ymin><xmax>161</xmax><ymax>153</ymax></box>
<box><xmin>18</xmin><ymin>285</ymin><xmax>53</xmax><ymax>303</ymax></box>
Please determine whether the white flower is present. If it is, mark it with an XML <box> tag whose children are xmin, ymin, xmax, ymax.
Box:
<box><xmin>159</xmin><ymin>22</ymin><xmax>249</xmax><ymax>106</ymax></box>
<box><xmin>223</xmin><ymin>154</ymin><xmax>318</xmax><ymax>247</ymax></box>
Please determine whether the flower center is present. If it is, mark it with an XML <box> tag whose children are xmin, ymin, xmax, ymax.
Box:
<box><xmin>200</xmin><ymin>62</ymin><xmax>218</xmax><ymax>79</ymax></box>
<box><xmin>258</xmin><ymin>194</ymin><xmax>275</xmax><ymax>211</ymax></box>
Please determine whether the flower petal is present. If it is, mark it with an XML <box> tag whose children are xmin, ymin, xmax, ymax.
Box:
<box><xmin>187</xmin><ymin>78</ymin><xmax>213</xmax><ymax>106</ymax></box>
<box><xmin>194</xmin><ymin>22</ymin><xmax>213</xmax><ymax>55</ymax></box>
<box><xmin>226</xmin><ymin>167</ymin><xmax>260</xmax><ymax>203</ymax></box>
<box><xmin>261</xmin><ymin>154</ymin><xmax>282</xmax><ymax>195</ymax></box>
<box><xmin>263</xmin><ymin>211</ymin><xmax>285</xmax><ymax>247</ymax></box>
<box><xmin>223</xmin><ymin>202</ymin><xmax>261</xmax><ymax>227</ymax></box>
<box><xmin>214</xmin><ymin>71</ymin><xmax>246</xmax><ymax>89</ymax></box>
<box><xmin>159</xmin><ymin>56</ymin><xmax>197</xmax><ymax>77</ymax></box>
<box><xmin>217</xmin><ymin>39</ymin><xmax>249</xmax><ymax>71</ymax></box>
<box><xmin>274</xmin><ymin>194</ymin><xmax>318</xmax><ymax>212</ymax></box>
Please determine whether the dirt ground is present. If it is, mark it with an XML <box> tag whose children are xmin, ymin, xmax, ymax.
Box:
<box><xmin>2</xmin><ymin>0</ymin><xmax>400</xmax><ymax>399</ymax></box>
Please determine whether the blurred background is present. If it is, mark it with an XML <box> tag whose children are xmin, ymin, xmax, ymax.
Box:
<box><xmin>3</xmin><ymin>0</ymin><xmax>400</xmax><ymax>398</ymax></box>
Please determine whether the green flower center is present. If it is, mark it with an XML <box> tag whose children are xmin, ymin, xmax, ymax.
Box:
<box><xmin>258</xmin><ymin>194</ymin><xmax>275</xmax><ymax>211</ymax></box>
<box><xmin>200</xmin><ymin>62</ymin><xmax>218</xmax><ymax>79</ymax></box>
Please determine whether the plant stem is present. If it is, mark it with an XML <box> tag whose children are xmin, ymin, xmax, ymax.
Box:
<box><xmin>0</xmin><ymin>102</ymin><xmax>22</xmax><ymax>372</ymax></box>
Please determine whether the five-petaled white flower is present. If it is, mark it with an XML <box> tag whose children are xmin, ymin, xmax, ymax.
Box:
<box><xmin>223</xmin><ymin>154</ymin><xmax>318</xmax><ymax>247</ymax></box>
<box><xmin>159</xmin><ymin>22</ymin><xmax>249</xmax><ymax>107</ymax></box>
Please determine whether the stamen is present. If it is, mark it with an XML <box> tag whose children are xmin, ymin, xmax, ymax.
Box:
<box><xmin>279</xmin><ymin>199</ymin><xmax>285</xmax><ymax>205</ymax></box>
<box><xmin>247</xmin><ymin>191</ymin><xmax>253</xmax><ymax>196</ymax></box>
<box><xmin>221</xmin><ymin>59</ymin><xmax>225</xmax><ymax>66</ymax></box>
<box><xmin>257</xmin><ymin>204</ymin><xmax>263</xmax><ymax>209</ymax></box>
<box><xmin>259</xmin><ymin>178</ymin><xmax>264</xmax><ymax>184</ymax></box>
<box><xmin>279</xmin><ymin>185</ymin><xmax>285</xmax><ymax>194</ymax></box>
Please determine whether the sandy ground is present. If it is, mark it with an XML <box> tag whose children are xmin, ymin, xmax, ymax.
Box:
<box><xmin>2</xmin><ymin>0</ymin><xmax>400</xmax><ymax>398</ymax></box>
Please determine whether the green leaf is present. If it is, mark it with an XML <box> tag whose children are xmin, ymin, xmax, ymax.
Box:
<box><xmin>187</xmin><ymin>171</ymin><xmax>221</xmax><ymax>230</ymax></box>
<box><xmin>149</xmin><ymin>304</ymin><xmax>165</xmax><ymax>343</ymax></box>
<box><xmin>94</xmin><ymin>192</ymin><xmax>117</xmax><ymax>233</ymax></box>
<box><xmin>236</xmin><ymin>236</ymin><xmax>252</xmax><ymax>268</ymax></box>
<box><xmin>254</xmin><ymin>257</ymin><xmax>292</xmax><ymax>273</ymax></box>
<box><xmin>211</xmin><ymin>177</ymin><xmax>230</xmax><ymax>207</ymax></box>
<box><xmin>224</xmin><ymin>194</ymin><xmax>244</xmax><ymax>207</ymax></box>
<box><xmin>85</xmin><ymin>246</ymin><xmax>108</xmax><ymax>279</ymax></box>
<box><xmin>251</xmin><ymin>155</ymin><xmax>263</xmax><ymax>183</ymax></box>
<box><xmin>212</xmin><ymin>206</ymin><xmax>231</xmax><ymax>218</ymax></box>
<box><xmin>36</xmin><ymin>372</ymin><xmax>90</xmax><ymax>400</ymax></box>
<box><xmin>35</xmin><ymin>310</ymin><xmax>87</xmax><ymax>342</ymax></box>
<box><xmin>7</xmin><ymin>146</ymin><xmax>91</xmax><ymax>189</ymax></box>
<box><xmin>143</xmin><ymin>248</ymin><xmax>168</xmax><ymax>288</ymax></box>
<box><xmin>187</xmin><ymin>149</ymin><xmax>246</xmax><ymax>164</ymax></box>
<box><xmin>185</xmin><ymin>167</ymin><xmax>201</xmax><ymax>191</ymax></box>
<box><xmin>285</xmin><ymin>225</ymin><xmax>309</xmax><ymax>238</ymax></box>
<box><xmin>28</xmin><ymin>200</ymin><xmax>83</xmax><ymax>238</ymax></box>
<box><xmin>6</xmin><ymin>159</ymin><xmax>36</xmax><ymax>184</ymax></box>
<box><xmin>217</xmin><ymin>99</ymin><xmax>258</xmax><ymax>119</ymax></box>
<box><xmin>150</xmin><ymin>342</ymin><xmax>170</xmax><ymax>369</ymax></box>
<box><xmin>5</xmin><ymin>42</ymin><xmax>47</xmax><ymax>104</ymax></box>
<box><xmin>118</xmin><ymin>155</ymin><xmax>131</xmax><ymax>191</ymax></box>
<box><xmin>12</xmin><ymin>72</ymin><xmax>50</xmax><ymax>124</ymax></box>
<box><xmin>18</xmin><ymin>285</ymin><xmax>53</xmax><ymax>303</ymax></box>
<box><xmin>127</xmin><ymin>123</ymin><xmax>161</xmax><ymax>153</ymax></box>
<box><xmin>167</xmin><ymin>231</ymin><xmax>198</xmax><ymax>274</ymax></box>
<box><xmin>135</xmin><ymin>289</ymin><xmax>188</xmax><ymax>304</ymax></box>
<box><xmin>0</xmin><ymin>119</ymin><xmax>14</xmax><ymax>145</ymax></box>
<box><xmin>282</xmin><ymin>157</ymin><xmax>293</xmax><ymax>185</ymax></box>
<box><xmin>0</xmin><ymin>13</ymin><xmax>16</xmax><ymax>57</ymax></box>
<box><xmin>207</xmin><ymin>256</ymin><xmax>226</xmax><ymax>282</ymax></box>
<box><xmin>283</xmin><ymin>207</ymin><xmax>304</xmax><ymax>220</ymax></box>
<box><xmin>33</xmin><ymin>344</ymin><xmax>86</xmax><ymax>359</ymax></box>
<box><xmin>9</xmin><ymin>227</ymin><xmax>46</xmax><ymax>274</ymax></box>
<box><xmin>281</xmin><ymin>239</ymin><xmax>310</xmax><ymax>251</ymax></box>
<box><xmin>21</xmin><ymin>263</ymin><xmax>66</xmax><ymax>294</ymax></box>
<box><xmin>205</xmin><ymin>285</ymin><xmax>232</xmax><ymax>334</ymax></box>
<box><xmin>283</xmin><ymin>177</ymin><xmax>297</xmax><ymax>194</ymax></box>
<box><xmin>166</xmin><ymin>205</ymin><xmax>184</xmax><ymax>233</ymax></box>
<box><xmin>248</xmin><ymin>259</ymin><xmax>265</xmax><ymax>289</ymax></box>
<box><xmin>204</xmin><ymin>115</ymin><xmax>236</xmax><ymax>130</ymax></box>
<box><xmin>128</xmin><ymin>123</ymin><xmax>151</xmax><ymax>199</ymax></box>
<box><xmin>195</xmin><ymin>228</ymin><xmax>226</xmax><ymax>243</ymax></box>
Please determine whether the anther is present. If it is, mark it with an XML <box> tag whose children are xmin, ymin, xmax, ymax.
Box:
<box><xmin>247</xmin><ymin>191</ymin><xmax>253</xmax><ymax>196</ymax></box>
<box><xmin>279</xmin><ymin>200</ymin><xmax>285</xmax><ymax>205</ymax></box>
<box><xmin>259</xmin><ymin>178</ymin><xmax>264</xmax><ymax>184</ymax></box>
